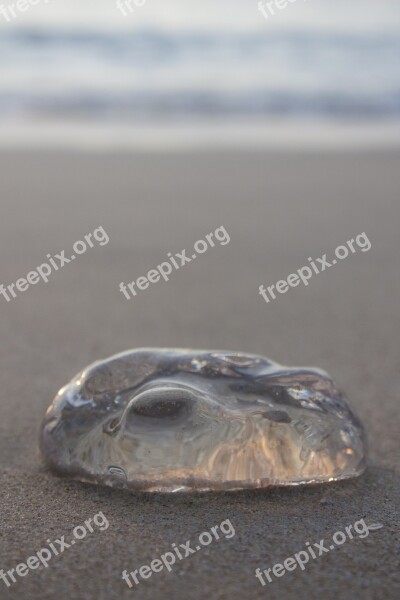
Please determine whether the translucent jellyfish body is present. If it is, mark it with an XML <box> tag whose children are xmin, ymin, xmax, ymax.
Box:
<box><xmin>40</xmin><ymin>349</ymin><xmax>366</xmax><ymax>492</ymax></box>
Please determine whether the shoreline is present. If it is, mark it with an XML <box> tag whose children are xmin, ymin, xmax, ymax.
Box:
<box><xmin>1</xmin><ymin>118</ymin><xmax>399</xmax><ymax>152</ymax></box>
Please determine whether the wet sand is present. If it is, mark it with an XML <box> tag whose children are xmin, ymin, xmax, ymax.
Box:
<box><xmin>0</xmin><ymin>150</ymin><xmax>399</xmax><ymax>599</ymax></box>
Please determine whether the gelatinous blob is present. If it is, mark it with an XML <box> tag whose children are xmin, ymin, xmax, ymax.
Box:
<box><xmin>40</xmin><ymin>349</ymin><xmax>366</xmax><ymax>492</ymax></box>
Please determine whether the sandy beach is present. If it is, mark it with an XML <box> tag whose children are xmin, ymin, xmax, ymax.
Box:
<box><xmin>0</xmin><ymin>149</ymin><xmax>399</xmax><ymax>600</ymax></box>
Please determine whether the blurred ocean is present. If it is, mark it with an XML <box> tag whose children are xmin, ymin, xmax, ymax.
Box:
<box><xmin>0</xmin><ymin>0</ymin><xmax>399</xmax><ymax>147</ymax></box>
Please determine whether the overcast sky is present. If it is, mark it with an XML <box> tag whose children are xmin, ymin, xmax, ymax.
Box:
<box><xmin>2</xmin><ymin>0</ymin><xmax>399</xmax><ymax>33</ymax></box>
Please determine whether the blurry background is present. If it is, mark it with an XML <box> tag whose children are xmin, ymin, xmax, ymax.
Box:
<box><xmin>0</xmin><ymin>0</ymin><xmax>399</xmax><ymax>149</ymax></box>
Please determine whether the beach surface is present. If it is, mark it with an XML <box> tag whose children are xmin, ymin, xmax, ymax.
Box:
<box><xmin>0</xmin><ymin>150</ymin><xmax>399</xmax><ymax>600</ymax></box>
